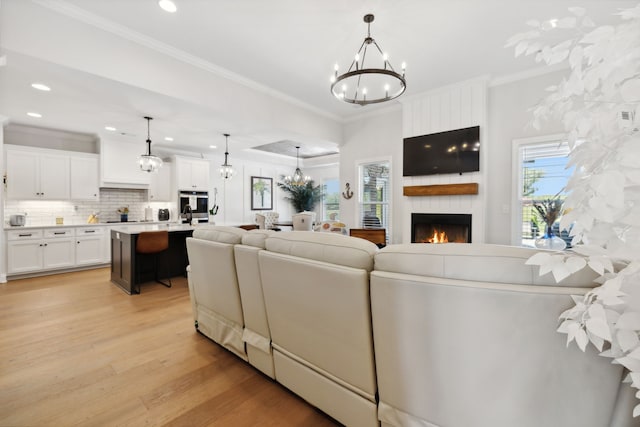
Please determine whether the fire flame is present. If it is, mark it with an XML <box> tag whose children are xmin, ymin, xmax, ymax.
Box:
<box><xmin>426</xmin><ymin>230</ymin><xmax>448</xmax><ymax>243</ymax></box>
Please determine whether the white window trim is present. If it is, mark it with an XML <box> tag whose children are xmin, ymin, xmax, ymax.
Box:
<box><xmin>510</xmin><ymin>133</ymin><xmax>565</xmax><ymax>246</ymax></box>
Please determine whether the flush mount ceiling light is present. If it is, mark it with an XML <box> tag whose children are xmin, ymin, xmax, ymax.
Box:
<box><xmin>139</xmin><ymin>116</ymin><xmax>163</xmax><ymax>173</ymax></box>
<box><xmin>158</xmin><ymin>0</ymin><xmax>177</xmax><ymax>13</ymax></box>
<box><xmin>331</xmin><ymin>14</ymin><xmax>406</xmax><ymax>106</ymax></box>
<box><xmin>220</xmin><ymin>133</ymin><xmax>235</xmax><ymax>180</ymax></box>
<box><xmin>284</xmin><ymin>146</ymin><xmax>310</xmax><ymax>186</ymax></box>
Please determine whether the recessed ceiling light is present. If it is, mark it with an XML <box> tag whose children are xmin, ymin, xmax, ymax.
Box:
<box><xmin>31</xmin><ymin>83</ymin><xmax>51</xmax><ymax>91</ymax></box>
<box><xmin>105</xmin><ymin>126</ymin><xmax>117</xmax><ymax>131</ymax></box>
<box><xmin>209</xmin><ymin>145</ymin><xmax>217</xmax><ymax>149</ymax></box>
<box><xmin>164</xmin><ymin>137</ymin><xmax>174</xmax><ymax>141</ymax></box>
<box><xmin>27</xmin><ymin>112</ymin><xmax>42</xmax><ymax>118</ymax></box>
<box><xmin>158</xmin><ymin>0</ymin><xmax>177</xmax><ymax>13</ymax></box>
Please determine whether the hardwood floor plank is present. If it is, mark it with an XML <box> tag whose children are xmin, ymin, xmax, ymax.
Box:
<box><xmin>0</xmin><ymin>268</ymin><xmax>341</xmax><ymax>426</ymax></box>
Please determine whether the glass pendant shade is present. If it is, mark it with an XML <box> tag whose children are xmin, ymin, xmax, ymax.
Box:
<box><xmin>284</xmin><ymin>146</ymin><xmax>310</xmax><ymax>186</ymax></box>
<box><xmin>220</xmin><ymin>133</ymin><xmax>234</xmax><ymax>179</ymax></box>
<box><xmin>139</xmin><ymin>116</ymin><xmax>162</xmax><ymax>172</ymax></box>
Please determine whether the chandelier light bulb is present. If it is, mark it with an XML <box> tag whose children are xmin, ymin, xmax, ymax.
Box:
<box><xmin>334</xmin><ymin>63</ymin><xmax>339</xmax><ymax>71</ymax></box>
<box><xmin>330</xmin><ymin>75</ymin><xmax>336</xmax><ymax>83</ymax></box>
<box><xmin>383</xmin><ymin>53</ymin><xmax>389</xmax><ymax>61</ymax></box>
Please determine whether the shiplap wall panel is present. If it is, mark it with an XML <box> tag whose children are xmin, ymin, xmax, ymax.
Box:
<box><xmin>401</xmin><ymin>77</ymin><xmax>488</xmax><ymax>243</ymax></box>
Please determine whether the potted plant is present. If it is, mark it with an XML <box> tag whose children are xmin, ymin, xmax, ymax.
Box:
<box><xmin>277</xmin><ymin>179</ymin><xmax>322</xmax><ymax>213</ymax></box>
<box><xmin>117</xmin><ymin>206</ymin><xmax>129</xmax><ymax>222</ymax></box>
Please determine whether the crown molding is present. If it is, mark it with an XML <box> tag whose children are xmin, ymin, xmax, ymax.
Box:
<box><xmin>31</xmin><ymin>0</ymin><xmax>341</xmax><ymax>123</ymax></box>
<box><xmin>489</xmin><ymin>63</ymin><xmax>569</xmax><ymax>87</ymax></box>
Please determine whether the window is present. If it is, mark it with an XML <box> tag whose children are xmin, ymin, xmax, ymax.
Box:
<box><xmin>512</xmin><ymin>136</ymin><xmax>574</xmax><ymax>247</ymax></box>
<box><xmin>322</xmin><ymin>178</ymin><xmax>340</xmax><ymax>220</ymax></box>
<box><xmin>359</xmin><ymin>161</ymin><xmax>390</xmax><ymax>238</ymax></box>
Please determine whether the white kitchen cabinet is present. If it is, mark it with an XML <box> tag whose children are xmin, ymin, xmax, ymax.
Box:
<box><xmin>100</xmin><ymin>139</ymin><xmax>151</xmax><ymax>188</ymax></box>
<box><xmin>6</xmin><ymin>228</ymin><xmax>74</xmax><ymax>273</ymax></box>
<box><xmin>149</xmin><ymin>161</ymin><xmax>172</xmax><ymax>202</ymax></box>
<box><xmin>176</xmin><ymin>157</ymin><xmax>209</xmax><ymax>191</ymax></box>
<box><xmin>43</xmin><ymin>238</ymin><xmax>76</xmax><ymax>269</ymax></box>
<box><xmin>75</xmin><ymin>227</ymin><xmax>104</xmax><ymax>265</ymax></box>
<box><xmin>5</xmin><ymin>149</ymin><xmax>70</xmax><ymax>200</ymax></box>
<box><xmin>70</xmin><ymin>155</ymin><xmax>100</xmax><ymax>201</ymax></box>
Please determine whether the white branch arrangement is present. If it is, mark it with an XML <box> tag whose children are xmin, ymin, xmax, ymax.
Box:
<box><xmin>508</xmin><ymin>4</ymin><xmax>640</xmax><ymax>416</ymax></box>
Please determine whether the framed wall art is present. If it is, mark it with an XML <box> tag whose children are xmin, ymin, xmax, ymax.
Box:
<box><xmin>251</xmin><ymin>176</ymin><xmax>273</xmax><ymax>210</ymax></box>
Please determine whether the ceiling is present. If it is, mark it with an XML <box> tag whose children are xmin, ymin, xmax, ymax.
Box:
<box><xmin>0</xmin><ymin>0</ymin><xmax>634</xmax><ymax>158</ymax></box>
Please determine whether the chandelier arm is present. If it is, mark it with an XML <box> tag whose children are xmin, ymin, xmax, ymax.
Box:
<box><xmin>347</xmin><ymin>40</ymin><xmax>367</xmax><ymax>73</ymax></box>
<box><xmin>353</xmin><ymin>43</ymin><xmax>370</xmax><ymax>100</ymax></box>
<box><xmin>371</xmin><ymin>40</ymin><xmax>396</xmax><ymax>72</ymax></box>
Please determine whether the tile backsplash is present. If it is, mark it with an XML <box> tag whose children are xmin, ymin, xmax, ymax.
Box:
<box><xmin>4</xmin><ymin>188</ymin><xmax>175</xmax><ymax>226</ymax></box>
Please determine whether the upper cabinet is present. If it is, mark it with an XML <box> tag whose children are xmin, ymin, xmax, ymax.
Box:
<box><xmin>175</xmin><ymin>157</ymin><xmax>209</xmax><ymax>191</ymax></box>
<box><xmin>6</xmin><ymin>149</ymin><xmax>70</xmax><ymax>200</ymax></box>
<box><xmin>70</xmin><ymin>155</ymin><xmax>100</xmax><ymax>201</ymax></box>
<box><xmin>148</xmin><ymin>161</ymin><xmax>173</xmax><ymax>202</ymax></box>
<box><xmin>100</xmin><ymin>139</ymin><xmax>151</xmax><ymax>188</ymax></box>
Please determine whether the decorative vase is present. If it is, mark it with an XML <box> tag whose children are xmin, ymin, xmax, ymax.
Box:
<box><xmin>535</xmin><ymin>224</ymin><xmax>566</xmax><ymax>251</ymax></box>
<box><xmin>120</xmin><ymin>214</ymin><xmax>128</xmax><ymax>222</ymax></box>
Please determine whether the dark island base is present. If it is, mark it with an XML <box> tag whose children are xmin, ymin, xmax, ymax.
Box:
<box><xmin>110</xmin><ymin>229</ymin><xmax>193</xmax><ymax>295</ymax></box>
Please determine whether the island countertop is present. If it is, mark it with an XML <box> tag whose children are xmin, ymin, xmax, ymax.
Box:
<box><xmin>109</xmin><ymin>223</ymin><xmax>195</xmax><ymax>234</ymax></box>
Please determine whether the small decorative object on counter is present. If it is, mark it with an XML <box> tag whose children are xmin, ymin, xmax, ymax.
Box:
<box><xmin>87</xmin><ymin>212</ymin><xmax>100</xmax><ymax>224</ymax></box>
<box><xmin>117</xmin><ymin>206</ymin><xmax>129</xmax><ymax>222</ymax></box>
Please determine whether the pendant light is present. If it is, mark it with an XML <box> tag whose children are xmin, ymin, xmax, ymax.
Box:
<box><xmin>284</xmin><ymin>146</ymin><xmax>310</xmax><ymax>186</ymax></box>
<box><xmin>220</xmin><ymin>133</ymin><xmax>235</xmax><ymax>179</ymax></box>
<box><xmin>139</xmin><ymin>116</ymin><xmax>163</xmax><ymax>172</ymax></box>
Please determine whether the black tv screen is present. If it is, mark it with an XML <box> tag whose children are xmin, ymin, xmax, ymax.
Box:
<box><xmin>403</xmin><ymin>126</ymin><xmax>480</xmax><ymax>176</ymax></box>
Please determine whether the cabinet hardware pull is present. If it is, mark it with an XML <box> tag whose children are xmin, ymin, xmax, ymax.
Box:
<box><xmin>84</xmin><ymin>230</ymin><xmax>96</xmax><ymax>233</ymax></box>
<box><xmin>18</xmin><ymin>233</ymin><xmax>32</xmax><ymax>237</ymax></box>
<box><xmin>54</xmin><ymin>232</ymin><xmax>65</xmax><ymax>235</ymax></box>
<box><xmin>44</xmin><ymin>243</ymin><xmax>47</xmax><ymax>246</ymax></box>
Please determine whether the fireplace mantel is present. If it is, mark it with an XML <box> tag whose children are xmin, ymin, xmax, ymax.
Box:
<box><xmin>403</xmin><ymin>183</ymin><xmax>479</xmax><ymax>197</ymax></box>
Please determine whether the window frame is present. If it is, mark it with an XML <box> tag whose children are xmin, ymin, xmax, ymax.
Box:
<box><xmin>356</xmin><ymin>157</ymin><xmax>392</xmax><ymax>241</ymax></box>
<box><xmin>510</xmin><ymin>133</ymin><xmax>568</xmax><ymax>246</ymax></box>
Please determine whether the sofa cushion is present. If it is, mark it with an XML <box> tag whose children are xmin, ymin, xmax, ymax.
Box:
<box><xmin>265</xmin><ymin>231</ymin><xmax>378</xmax><ymax>271</ymax></box>
<box><xmin>241</xmin><ymin>229</ymin><xmax>277</xmax><ymax>249</ymax></box>
<box><xmin>374</xmin><ymin>243</ymin><xmax>598</xmax><ymax>287</ymax></box>
<box><xmin>192</xmin><ymin>225</ymin><xmax>246</xmax><ymax>244</ymax></box>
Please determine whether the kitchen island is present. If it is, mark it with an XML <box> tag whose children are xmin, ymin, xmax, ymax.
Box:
<box><xmin>110</xmin><ymin>223</ymin><xmax>194</xmax><ymax>294</ymax></box>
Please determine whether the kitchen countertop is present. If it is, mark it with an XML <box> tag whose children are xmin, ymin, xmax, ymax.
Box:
<box><xmin>109</xmin><ymin>223</ymin><xmax>195</xmax><ymax>234</ymax></box>
<box><xmin>4</xmin><ymin>221</ymin><xmax>176</xmax><ymax>231</ymax></box>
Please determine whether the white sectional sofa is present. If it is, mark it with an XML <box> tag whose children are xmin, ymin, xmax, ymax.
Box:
<box><xmin>186</xmin><ymin>226</ymin><xmax>637</xmax><ymax>427</ymax></box>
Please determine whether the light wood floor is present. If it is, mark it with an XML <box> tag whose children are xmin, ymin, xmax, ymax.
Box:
<box><xmin>0</xmin><ymin>268</ymin><xmax>341</xmax><ymax>426</ymax></box>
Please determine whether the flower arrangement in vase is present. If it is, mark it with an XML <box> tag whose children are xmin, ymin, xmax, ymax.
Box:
<box><xmin>533</xmin><ymin>198</ymin><xmax>566</xmax><ymax>250</ymax></box>
<box><xmin>117</xmin><ymin>206</ymin><xmax>129</xmax><ymax>222</ymax></box>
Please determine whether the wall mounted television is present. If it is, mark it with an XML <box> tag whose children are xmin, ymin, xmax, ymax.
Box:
<box><xmin>403</xmin><ymin>126</ymin><xmax>480</xmax><ymax>176</ymax></box>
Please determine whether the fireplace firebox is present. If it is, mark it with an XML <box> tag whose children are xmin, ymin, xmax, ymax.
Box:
<box><xmin>411</xmin><ymin>213</ymin><xmax>472</xmax><ymax>243</ymax></box>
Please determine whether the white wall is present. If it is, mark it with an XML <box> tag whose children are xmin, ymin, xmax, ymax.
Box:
<box><xmin>486</xmin><ymin>70</ymin><xmax>566</xmax><ymax>244</ymax></box>
<box><xmin>339</xmin><ymin>71</ymin><xmax>568</xmax><ymax>245</ymax></box>
<box><xmin>341</xmin><ymin>108</ymin><xmax>403</xmax><ymax>243</ymax></box>
<box><xmin>0</xmin><ymin>115</ymin><xmax>7</xmax><ymax>282</ymax></box>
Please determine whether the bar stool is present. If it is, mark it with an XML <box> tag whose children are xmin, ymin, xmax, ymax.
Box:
<box><xmin>136</xmin><ymin>230</ymin><xmax>171</xmax><ymax>288</ymax></box>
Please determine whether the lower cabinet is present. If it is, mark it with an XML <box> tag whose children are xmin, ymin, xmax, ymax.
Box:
<box><xmin>75</xmin><ymin>227</ymin><xmax>104</xmax><ymax>265</ymax></box>
<box><xmin>6</xmin><ymin>227</ymin><xmax>106</xmax><ymax>275</ymax></box>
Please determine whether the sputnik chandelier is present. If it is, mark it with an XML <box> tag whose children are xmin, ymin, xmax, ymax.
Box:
<box><xmin>284</xmin><ymin>146</ymin><xmax>310</xmax><ymax>186</ymax></box>
<box><xmin>331</xmin><ymin>14</ymin><xmax>406</xmax><ymax>106</ymax></box>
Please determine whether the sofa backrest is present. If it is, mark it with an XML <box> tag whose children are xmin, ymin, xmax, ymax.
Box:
<box><xmin>265</xmin><ymin>231</ymin><xmax>378</xmax><ymax>271</ymax></box>
<box><xmin>374</xmin><ymin>243</ymin><xmax>598</xmax><ymax>287</ymax></box>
